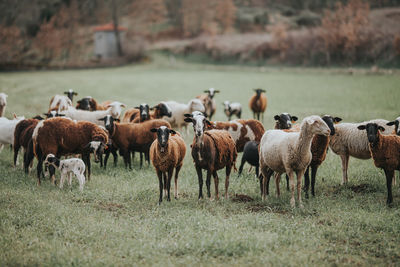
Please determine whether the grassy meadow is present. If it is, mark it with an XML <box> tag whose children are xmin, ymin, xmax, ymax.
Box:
<box><xmin>1</xmin><ymin>57</ymin><xmax>400</xmax><ymax>266</ymax></box>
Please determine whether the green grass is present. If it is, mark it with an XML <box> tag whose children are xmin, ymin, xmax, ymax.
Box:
<box><xmin>1</xmin><ymin>56</ymin><xmax>400</xmax><ymax>266</ymax></box>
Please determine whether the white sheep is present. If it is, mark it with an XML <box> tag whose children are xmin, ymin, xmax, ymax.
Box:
<box><xmin>329</xmin><ymin>119</ymin><xmax>395</xmax><ymax>185</ymax></box>
<box><xmin>44</xmin><ymin>154</ymin><xmax>86</xmax><ymax>191</ymax></box>
<box><xmin>61</xmin><ymin>102</ymin><xmax>125</xmax><ymax>125</ymax></box>
<box><xmin>163</xmin><ymin>99</ymin><xmax>205</xmax><ymax>131</ymax></box>
<box><xmin>223</xmin><ymin>101</ymin><xmax>242</xmax><ymax>121</ymax></box>
<box><xmin>0</xmin><ymin>93</ymin><xmax>7</xmax><ymax>117</ymax></box>
<box><xmin>259</xmin><ymin>115</ymin><xmax>331</xmax><ymax>208</ymax></box>
<box><xmin>0</xmin><ymin>115</ymin><xmax>25</xmax><ymax>152</ymax></box>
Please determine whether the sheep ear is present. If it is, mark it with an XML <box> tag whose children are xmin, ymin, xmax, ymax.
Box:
<box><xmin>77</xmin><ymin>100</ymin><xmax>81</xmax><ymax>104</ymax></box>
<box><xmin>205</xmin><ymin>120</ymin><xmax>212</xmax><ymax>126</ymax></box>
<box><xmin>115</xmin><ymin>118</ymin><xmax>120</xmax><ymax>122</ymax></box>
<box><xmin>184</xmin><ymin>113</ymin><xmax>193</xmax><ymax>118</ymax></box>
<box><xmin>378</xmin><ymin>126</ymin><xmax>385</xmax><ymax>132</ymax></box>
<box><xmin>170</xmin><ymin>129</ymin><xmax>177</xmax><ymax>135</ymax></box>
<box><xmin>43</xmin><ymin>113</ymin><xmax>50</xmax><ymax>117</ymax></box>
<box><xmin>215</xmin><ymin>90</ymin><xmax>220</xmax><ymax>93</ymax></box>
<box><xmin>184</xmin><ymin>117</ymin><xmax>193</xmax><ymax>123</ymax></box>
<box><xmin>134</xmin><ymin>106</ymin><xmax>140</xmax><ymax>109</ymax></box>
<box><xmin>63</xmin><ymin>91</ymin><xmax>68</xmax><ymax>94</ymax></box>
<box><xmin>74</xmin><ymin>92</ymin><xmax>78</xmax><ymax>95</ymax></box>
<box><xmin>292</xmin><ymin>116</ymin><xmax>298</xmax><ymax>122</ymax></box>
<box><xmin>57</xmin><ymin>114</ymin><xmax>65</xmax><ymax>117</ymax></box>
<box><xmin>98</xmin><ymin>117</ymin><xmax>105</xmax><ymax>121</ymax></box>
<box><xmin>274</xmin><ymin>115</ymin><xmax>280</xmax><ymax>120</ymax></box>
<box><xmin>357</xmin><ymin>125</ymin><xmax>366</xmax><ymax>130</ymax></box>
<box><xmin>150</xmin><ymin>128</ymin><xmax>158</xmax><ymax>133</ymax></box>
<box><xmin>261</xmin><ymin>89</ymin><xmax>266</xmax><ymax>92</ymax></box>
<box><xmin>334</xmin><ymin>117</ymin><xmax>342</xmax><ymax>123</ymax></box>
<box><xmin>387</xmin><ymin>121</ymin><xmax>396</xmax><ymax>126</ymax></box>
<box><xmin>203</xmin><ymin>90</ymin><xmax>209</xmax><ymax>93</ymax></box>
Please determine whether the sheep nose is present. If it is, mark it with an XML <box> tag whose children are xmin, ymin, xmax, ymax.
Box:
<box><xmin>196</xmin><ymin>132</ymin><xmax>202</xmax><ymax>137</ymax></box>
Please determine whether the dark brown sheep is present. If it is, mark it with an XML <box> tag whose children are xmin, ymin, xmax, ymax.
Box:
<box><xmin>185</xmin><ymin>114</ymin><xmax>237</xmax><ymax>200</ymax></box>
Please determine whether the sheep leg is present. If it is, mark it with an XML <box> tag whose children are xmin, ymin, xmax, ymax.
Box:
<box><xmin>304</xmin><ymin>166</ymin><xmax>310</xmax><ymax>199</ymax></box>
<box><xmin>287</xmin><ymin>170</ymin><xmax>296</xmax><ymax>208</ymax></box>
<box><xmin>340</xmin><ymin>154</ymin><xmax>349</xmax><ymax>185</ymax></box>
<box><xmin>225</xmin><ymin>166</ymin><xmax>232</xmax><ymax>200</ymax></box>
<box><xmin>112</xmin><ymin>149</ymin><xmax>118</xmax><ymax>167</ymax></box>
<box><xmin>285</xmin><ymin>175</ymin><xmax>289</xmax><ymax>191</ymax></box>
<box><xmin>196</xmin><ymin>166</ymin><xmax>203</xmax><ymax>200</ymax></box>
<box><xmin>99</xmin><ymin>153</ymin><xmax>103</xmax><ymax>168</ymax></box>
<box><xmin>238</xmin><ymin>157</ymin><xmax>246</xmax><ymax>177</ymax></box>
<box><xmin>140</xmin><ymin>152</ymin><xmax>143</xmax><ymax>168</ymax></box>
<box><xmin>49</xmin><ymin>165</ymin><xmax>56</xmax><ymax>185</ymax></box>
<box><xmin>36</xmin><ymin>150</ymin><xmax>44</xmax><ymax>185</ymax></box>
<box><xmin>296</xmin><ymin>170</ymin><xmax>305</xmax><ymax>208</ymax></box>
<box><xmin>311</xmin><ymin>165</ymin><xmax>318</xmax><ymax>197</ymax></box>
<box><xmin>103</xmin><ymin>149</ymin><xmax>110</xmax><ymax>169</ymax></box>
<box><xmin>167</xmin><ymin>169</ymin><xmax>173</xmax><ymax>202</ymax></box>
<box><xmin>384</xmin><ymin>169</ymin><xmax>394</xmax><ymax>205</ymax></box>
<box><xmin>274</xmin><ymin>173</ymin><xmax>281</xmax><ymax>197</ymax></box>
<box><xmin>59</xmin><ymin>173</ymin><xmax>65</xmax><ymax>189</ymax></box>
<box><xmin>86</xmin><ymin>154</ymin><xmax>91</xmax><ymax>180</ymax></box>
<box><xmin>157</xmin><ymin>170</ymin><xmax>163</xmax><ymax>204</ymax></box>
<box><xmin>213</xmin><ymin>171</ymin><xmax>219</xmax><ymax>200</ymax></box>
<box><xmin>255</xmin><ymin>165</ymin><xmax>259</xmax><ymax>178</ymax></box>
<box><xmin>174</xmin><ymin>164</ymin><xmax>182</xmax><ymax>199</ymax></box>
<box><xmin>79</xmin><ymin>173</ymin><xmax>85</xmax><ymax>191</ymax></box>
<box><xmin>13</xmin><ymin>143</ymin><xmax>20</xmax><ymax>167</ymax></box>
<box><xmin>238</xmin><ymin>110</ymin><xmax>241</xmax><ymax>119</ymax></box>
<box><xmin>68</xmin><ymin>172</ymin><xmax>72</xmax><ymax>186</ymax></box>
<box><xmin>206</xmin><ymin>170</ymin><xmax>212</xmax><ymax>199</ymax></box>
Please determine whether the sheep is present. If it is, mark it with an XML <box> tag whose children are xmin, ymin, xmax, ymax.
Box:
<box><xmin>0</xmin><ymin>93</ymin><xmax>7</xmax><ymax>117</ymax></box>
<box><xmin>259</xmin><ymin>116</ymin><xmax>331</xmax><ymax>208</ymax></box>
<box><xmin>184</xmin><ymin>113</ymin><xmax>237</xmax><ymax>200</ymax></box>
<box><xmin>303</xmin><ymin>115</ymin><xmax>342</xmax><ymax>198</ymax></box>
<box><xmin>122</xmin><ymin>102</ymin><xmax>172</xmax><ymax>123</ymax></box>
<box><xmin>33</xmin><ymin>117</ymin><xmax>108</xmax><ymax>185</ymax></box>
<box><xmin>223</xmin><ymin>101</ymin><xmax>242</xmax><ymax>121</ymax></box>
<box><xmin>329</xmin><ymin>119</ymin><xmax>394</xmax><ymax>185</ymax></box>
<box><xmin>274</xmin><ymin>113</ymin><xmax>298</xmax><ymax>130</ymax></box>
<box><xmin>196</xmin><ymin>88</ymin><xmax>219</xmax><ymax>120</ymax></box>
<box><xmin>0</xmin><ymin>115</ymin><xmax>25</xmax><ymax>153</ymax></box>
<box><xmin>162</xmin><ymin>99</ymin><xmax>205</xmax><ymax>131</ymax></box>
<box><xmin>49</xmin><ymin>95</ymin><xmax>72</xmax><ymax>112</ymax></box>
<box><xmin>207</xmin><ymin>119</ymin><xmax>265</xmax><ymax>153</ymax></box>
<box><xmin>61</xmin><ymin>102</ymin><xmax>125</xmax><ymax>125</ymax></box>
<box><xmin>238</xmin><ymin>113</ymin><xmax>298</xmax><ymax>179</ymax></box>
<box><xmin>44</xmin><ymin>154</ymin><xmax>86</xmax><ymax>191</ymax></box>
<box><xmin>357</xmin><ymin>123</ymin><xmax>400</xmax><ymax>205</ymax></box>
<box><xmin>387</xmin><ymin>117</ymin><xmax>400</xmax><ymax>135</ymax></box>
<box><xmin>76</xmin><ymin>96</ymin><xmax>102</xmax><ymax>111</ymax></box>
<box><xmin>14</xmin><ymin>112</ymin><xmax>68</xmax><ymax>171</ymax></box>
<box><xmin>100</xmin><ymin>115</ymin><xmax>171</xmax><ymax>169</ymax></box>
<box><xmin>63</xmin><ymin>89</ymin><xmax>77</xmax><ymax>102</ymax></box>
<box><xmin>149</xmin><ymin>126</ymin><xmax>186</xmax><ymax>204</ymax></box>
<box><xmin>249</xmin><ymin>88</ymin><xmax>267</xmax><ymax>121</ymax></box>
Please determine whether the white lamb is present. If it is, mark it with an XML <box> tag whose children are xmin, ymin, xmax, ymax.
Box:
<box><xmin>61</xmin><ymin>102</ymin><xmax>125</xmax><ymax>125</ymax></box>
<box><xmin>49</xmin><ymin>95</ymin><xmax>73</xmax><ymax>112</ymax></box>
<box><xmin>44</xmin><ymin>154</ymin><xmax>86</xmax><ymax>191</ymax></box>
<box><xmin>0</xmin><ymin>115</ymin><xmax>25</xmax><ymax>152</ymax></box>
<box><xmin>259</xmin><ymin>115</ymin><xmax>331</xmax><ymax>208</ymax></box>
<box><xmin>329</xmin><ymin>119</ymin><xmax>394</xmax><ymax>185</ymax></box>
<box><xmin>0</xmin><ymin>93</ymin><xmax>7</xmax><ymax>117</ymax></box>
<box><xmin>163</xmin><ymin>99</ymin><xmax>205</xmax><ymax>131</ymax></box>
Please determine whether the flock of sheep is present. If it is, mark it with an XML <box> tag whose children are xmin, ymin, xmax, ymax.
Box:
<box><xmin>0</xmin><ymin>88</ymin><xmax>399</xmax><ymax>207</ymax></box>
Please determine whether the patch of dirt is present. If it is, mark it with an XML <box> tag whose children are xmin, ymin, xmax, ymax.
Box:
<box><xmin>96</xmin><ymin>202</ymin><xmax>124</xmax><ymax>212</ymax></box>
<box><xmin>232</xmin><ymin>194</ymin><xmax>254</xmax><ymax>203</ymax></box>
<box><xmin>350</xmin><ymin>183</ymin><xmax>374</xmax><ymax>193</ymax></box>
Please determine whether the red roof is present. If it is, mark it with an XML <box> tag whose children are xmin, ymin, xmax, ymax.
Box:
<box><xmin>93</xmin><ymin>23</ymin><xmax>128</xmax><ymax>32</ymax></box>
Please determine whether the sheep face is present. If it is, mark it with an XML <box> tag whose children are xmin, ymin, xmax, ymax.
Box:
<box><xmin>76</xmin><ymin>97</ymin><xmax>92</xmax><ymax>110</ymax></box>
<box><xmin>87</xmin><ymin>141</ymin><xmax>106</xmax><ymax>163</ymax></box>
<box><xmin>64</xmin><ymin>89</ymin><xmax>77</xmax><ymax>101</ymax></box>
<box><xmin>387</xmin><ymin>118</ymin><xmax>400</xmax><ymax>135</ymax></box>
<box><xmin>107</xmin><ymin>102</ymin><xmax>126</xmax><ymax>119</ymax></box>
<box><xmin>254</xmin><ymin>88</ymin><xmax>266</xmax><ymax>97</ymax></box>
<box><xmin>153</xmin><ymin>102</ymin><xmax>172</xmax><ymax>117</ymax></box>
<box><xmin>135</xmin><ymin>104</ymin><xmax>150</xmax><ymax>121</ymax></box>
<box><xmin>184</xmin><ymin>114</ymin><xmax>211</xmax><ymax>144</ymax></box>
<box><xmin>357</xmin><ymin>123</ymin><xmax>385</xmax><ymax>147</ymax></box>
<box><xmin>274</xmin><ymin>113</ymin><xmax>298</xmax><ymax>129</ymax></box>
<box><xmin>150</xmin><ymin>126</ymin><xmax>176</xmax><ymax>152</ymax></box>
<box><xmin>99</xmin><ymin>115</ymin><xmax>119</xmax><ymax>134</ymax></box>
<box><xmin>321</xmin><ymin>115</ymin><xmax>342</xmax><ymax>136</ymax></box>
<box><xmin>306</xmin><ymin>116</ymin><xmax>330</xmax><ymax>136</ymax></box>
<box><xmin>44</xmin><ymin>154</ymin><xmax>60</xmax><ymax>168</ymax></box>
<box><xmin>204</xmin><ymin>88</ymin><xmax>220</xmax><ymax>99</ymax></box>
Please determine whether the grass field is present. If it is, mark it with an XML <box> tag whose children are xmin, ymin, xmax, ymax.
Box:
<box><xmin>1</xmin><ymin>56</ymin><xmax>400</xmax><ymax>266</ymax></box>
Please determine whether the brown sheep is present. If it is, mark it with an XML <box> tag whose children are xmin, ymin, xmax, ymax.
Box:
<box><xmin>184</xmin><ymin>113</ymin><xmax>237</xmax><ymax>200</ymax></box>
<box><xmin>207</xmin><ymin>119</ymin><xmax>265</xmax><ymax>152</ymax></box>
<box><xmin>33</xmin><ymin>117</ymin><xmax>108</xmax><ymax>185</ymax></box>
<box><xmin>149</xmin><ymin>127</ymin><xmax>186</xmax><ymax>204</ymax></box>
<box><xmin>100</xmin><ymin>115</ymin><xmax>171</xmax><ymax>169</ymax></box>
<box><xmin>48</xmin><ymin>95</ymin><xmax>72</xmax><ymax>112</ymax></box>
<box><xmin>76</xmin><ymin>97</ymin><xmax>115</xmax><ymax>111</ymax></box>
<box><xmin>196</xmin><ymin>88</ymin><xmax>219</xmax><ymax>120</ymax></box>
<box><xmin>249</xmin><ymin>88</ymin><xmax>267</xmax><ymax>121</ymax></box>
<box><xmin>122</xmin><ymin>102</ymin><xmax>172</xmax><ymax>123</ymax></box>
<box><xmin>357</xmin><ymin>123</ymin><xmax>400</xmax><ymax>205</ymax></box>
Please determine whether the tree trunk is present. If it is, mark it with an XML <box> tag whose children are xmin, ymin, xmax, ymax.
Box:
<box><xmin>111</xmin><ymin>0</ymin><xmax>123</xmax><ymax>57</ymax></box>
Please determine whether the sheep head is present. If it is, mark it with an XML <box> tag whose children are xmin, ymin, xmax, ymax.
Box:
<box><xmin>358</xmin><ymin>123</ymin><xmax>385</xmax><ymax>147</ymax></box>
<box><xmin>150</xmin><ymin>126</ymin><xmax>176</xmax><ymax>153</ymax></box>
